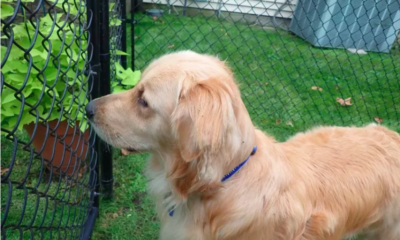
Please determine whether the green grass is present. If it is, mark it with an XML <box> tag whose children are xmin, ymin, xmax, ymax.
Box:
<box><xmin>91</xmin><ymin>152</ymin><xmax>159</xmax><ymax>240</ymax></box>
<box><xmin>2</xmin><ymin>11</ymin><xmax>399</xmax><ymax>240</ymax></box>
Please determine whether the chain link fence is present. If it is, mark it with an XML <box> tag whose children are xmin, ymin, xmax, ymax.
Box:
<box><xmin>1</xmin><ymin>0</ymin><xmax>99</xmax><ymax>238</ymax></box>
<box><xmin>110</xmin><ymin>0</ymin><xmax>125</xmax><ymax>84</ymax></box>
<box><xmin>131</xmin><ymin>0</ymin><xmax>400</xmax><ymax>134</ymax></box>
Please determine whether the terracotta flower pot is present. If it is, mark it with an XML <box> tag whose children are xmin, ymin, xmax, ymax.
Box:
<box><xmin>24</xmin><ymin>120</ymin><xmax>90</xmax><ymax>176</ymax></box>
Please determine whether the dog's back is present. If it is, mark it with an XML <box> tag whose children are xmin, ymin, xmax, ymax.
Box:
<box><xmin>280</xmin><ymin>123</ymin><xmax>400</xmax><ymax>239</ymax></box>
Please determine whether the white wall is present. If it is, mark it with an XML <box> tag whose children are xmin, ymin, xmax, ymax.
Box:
<box><xmin>143</xmin><ymin>0</ymin><xmax>298</xmax><ymax>19</ymax></box>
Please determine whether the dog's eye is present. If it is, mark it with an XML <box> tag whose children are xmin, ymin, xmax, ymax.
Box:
<box><xmin>138</xmin><ymin>98</ymin><xmax>148</xmax><ymax>107</ymax></box>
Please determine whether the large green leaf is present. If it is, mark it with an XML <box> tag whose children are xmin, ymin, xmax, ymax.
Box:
<box><xmin>1</xmin><ymin>103</ymin><xmax>16</xmax><ymax>117</ymax></box>
<box><xmin>5</xmin><ymin>60</ymin><xmax>29</xmax><ymax>73</ymax></box>
<box><xmin>1</xmin><ymin>88</ymin><xmax>16</xmax><ymax>104</ymax></box>
<box><xmin>6</xmin><ymin>73</ymin><xmax>28</xmax><ymax>88</ymax></box>
<box><xmin>112</xmin><ymin>86</ymin><xmax>126</xmax><ymax>94</ymax></box>
<box><xmin>110</xmin><ymin>19</ymin><xmax>122</xmax><ymax>26</ymax></box>
<box><xmin>121</xmin><ymin>70</ymin><xmax>141</xmax><ymax>86</ymax></box>
<box><xmin>109</xmin><ymin>3</ymin><xmax>116</xmax><ymax>11</ymax></box>
<box><xmin>1</xmin><ymin>3</ymin><xmax>14</xmax><ymax>20</ymax></box>
<box><xmin>43</xmin><ymin>68</ymin><xmax>59</xmax><ymax>81</ymax></box>
<box><xmin>116</xmin><ymin>50</ymin><xmax>130</xmax><ymax>56</ymax></box>
<box><xmin>1</xmin><ymin>45</ymin><xmax>24</xmax><ymax>61</ymax></box>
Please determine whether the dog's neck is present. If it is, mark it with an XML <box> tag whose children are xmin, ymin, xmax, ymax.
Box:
<box><xmin>158</xmin><ymin>135</ymin><xmax>256</xmax><ymax>202</ymax></box>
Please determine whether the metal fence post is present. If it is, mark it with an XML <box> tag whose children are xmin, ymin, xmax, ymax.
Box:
<box><xmin>131</xmin><ymin>0</ymin><xmax>135</xmax><ymax>70</ymax></box>
<box><xmin>87</xmin><ymin>0</ymin><xmax>101</xmax><ymax>209</ymax></box>
<box><xmin>121</xmin><ymin>0</ymin><xmax>128</xmax><ymax>68</ymax></box>
<box><xmin>97</xmin><ymin>0</ymin><xmax>114</xmax><ymax>200</ymax></box>
<box><xmin>82</xmin><ymin>0</ymin><xmax>103</xmax><ymax>237</ymax></box>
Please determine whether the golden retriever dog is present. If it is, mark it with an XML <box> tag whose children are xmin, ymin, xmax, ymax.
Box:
<box><xmin>86</xmin><ymin>50</ymin><xmax>400</xmax><ymax>240</ymax></box>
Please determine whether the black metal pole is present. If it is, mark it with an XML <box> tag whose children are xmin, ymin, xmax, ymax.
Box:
<box><xmin>83</xmin><ymin>0</ymin><xmax>101</xmax><ymax>238</ymax></box>
<box><xmin>87</xmin><ymin>0</ymin><xmax>101</xmax><ymax>209</ymax></box>
<box><xmin>131</xmin><ymin>0</ymin><xmax>135</xmax><ymax>70</ymax></box>
<box><xmin>98</xmin><ymin>0</ymin><xmax>113</xmax><ymax>200</ymax></box>
<box><xmin>121</xmin><ymin>0</ymin><xmax>127</xmax><ymax>68</ymax></box>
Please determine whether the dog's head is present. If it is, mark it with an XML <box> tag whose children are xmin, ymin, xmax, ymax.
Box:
<box><xmin>87</xmin><ymin>51</ymin><xmax>255</xmax><ymax>193</ymax></box>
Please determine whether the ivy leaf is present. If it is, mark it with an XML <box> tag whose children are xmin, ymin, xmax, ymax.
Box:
<box><xmin>1</xmin><ymin>102</ymin><xmax>17</xmax><ymax>117</ymax></box>
<box><xmin>111</xmin><ymin>80</ymin><xmax>119</xmax><ymax>87</ymax></box>
<box><xmin>1</xmin><ymin>88</ymin><xmax>15</xmax><ymax>104</ymax></box>
<box><xmin>44</xmin><ymin>68</ymin><xmax>59</xmax><ymax>81</ymax></box>
<box><xmin>29</xmin><ymin>49</ymin><xmax>43</xmax><ymax>57</ymax></box>
<box><xmin>30</xmin><ymin>80</ymin><xmax>44</xmax><ymax>91</ymax></box>
<box><xmin>109</xmin><ymin>3</ymin><xmax>115</xmax><ymax>10</ymax></box>
<box><xmin>9</xmin><ymin>61</ymin><xmax>29</xmax><ymax>73</ymax></box>
<box><xmin>18</xmin><ymin>112</ymin><xmax>36</xmax><ymax>130</ymax></box>
<box><xmin>116</xmin><ymin>50</ymin><xmax>129</xmax><ymax>56</ymax></box>
<box><xmin>1</xmin><ymin>63</ymin><xmax>13</xmax><ymax>73</ymax></box>
<box><xmin>22</xmin><ymin>85</ymin><xmax>34</xmax><ymax>97</ymax></box>
<box><xmin>112</xmin><ymin>86</ymin><xmax>126</xmax><ymax>94</ymax></box>
<box><xmin>115</xmin><ymin>63</ymin><xmax>126</xmax><ymax>80</ymax></box>
<box><xmin>66</xmin><ymin>69</ymin><xmax>78</xmax><ymax>80</ymax></box>
<box><xmin>79</xmin><ymin>120</ymin><xmax>89</xmax><ymax>133</ymax></box>
<box><xmin>1</xmin><ymin>45</ymin><xmax>24</xmax><ymax>60</ymax></box>
<box><xmin>40</xmin><ymin>50</ymin><xmax>49</xmax><ymax>60</ymax></box>
<box><xmin>1</xmin><ymin>3</ymin><xmax>15</xmax><ymax>20</ymax></box>
<box><xmin>62</xmin><ymin>95</ymin><xmax>73</xmax><ymax>106</ymax></box>
<box><xmin>110</xmin><ymin>19</ymin><xmax>122</xmax><ymax>26</ymax></box>
<box><xmin>45</xmin><ymin>86</ymin><xmax>60</xmax><ymax>98</ymax></box>
<box><xmin>121</xmin><ymin>69</ymin><xmax>141</xmax><ymax>86</ymax></box>
<box><xmin>7</xmin><ymin>74</ymin><xmax>26</xmax><ymax>87</ymax></box>
<box><xmin>77</xmin><ymin>91</ymin><xmax>88</xmax><ymax>105</ymax></box>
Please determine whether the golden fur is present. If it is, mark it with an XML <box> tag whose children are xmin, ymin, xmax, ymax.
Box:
<box><xmin>89</xmin><ymin>50</ymin><xmax>400</xmax><ymax>240</ymax></box>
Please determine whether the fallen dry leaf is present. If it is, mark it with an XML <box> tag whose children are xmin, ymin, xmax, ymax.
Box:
<box><xmin>265</xmin><ymin>82</ymin><xmax>269</xmax><ymax>86</ymax></box>
<box><xmin>1</xmin><ymin>168</ymin><xmax>9</xmax><ymax>175</ymax></box>
<box><xmin>276</xmin><ymin>119</ymin><xmax>281</xmax><ymax>125</ymax></box>
<box><xmin>374</xmin><ymin>117</ymin><xmax>383</xmax><ymax>124</ymax></box>
<box><xmin>112</xmin><ymin>213</ymin><xmax>118</xmax><ymax>219</ymax></box>
<box><xmin>336</xmin><ymin>97</ymin><xmax>352</xmax><ymax>106</ymax></box>
<box><xmin>335</xmin><ymin>85</ymin><xmax>340</xmax><ymax>90</ymax></box>
<box><xmin>152</xmin><ymin>16</ymin><xmax>158</xmax><ymax>21</ymax></box>
<box><xmin>121</xmin><ymin>149</ymin><xmax>130</xmax><ymax>155</ymax></box>
<box><xmin>311</xmin><ymin>86</ymin><xmax>323</xmax><ymax>91</ymax></box>
<box><xmin>118</xmin><ymin>207</ymin><xmax>124</xmax><ymax>215</ymax></box>
<box><xmin>167</xmin><ymin>44</ymin><xmax>175</xmax><ymax>49</ymax></box>
<box><xmin>286</xmin><ymin>121</ymin><xmax>294</xmax><ymax>127</ymax></box>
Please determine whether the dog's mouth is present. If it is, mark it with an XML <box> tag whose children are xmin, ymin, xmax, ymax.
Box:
<box><xmin>126</xmin><ymin>147</ymin><xmax>137</xmax><ymax>152</ymax></box>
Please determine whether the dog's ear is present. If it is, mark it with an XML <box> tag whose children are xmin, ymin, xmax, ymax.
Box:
<box><xmin>172</xmin><ymin>79</ymin><xmax>236</xmax><ymax>162</ymax></box>
<box><xmin>170</xmin><ymin>79</ymin><xmax>235</xmax><ymax>198</ymax></box>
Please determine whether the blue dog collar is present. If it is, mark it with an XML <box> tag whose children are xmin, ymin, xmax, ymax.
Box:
<box><xmin>169</xmin><ymin>146</ymin><xmax>257</xmax><ymax>217</ymax></box>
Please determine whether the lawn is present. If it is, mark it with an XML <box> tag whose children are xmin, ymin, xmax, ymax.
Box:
<box><xmin>92</xmin><ymin>11</ymin><xmax>399</xmax><ymax>240</ymax></box>
<box><xmin>2</xmin><ymin>10</ymin><xmax>399</xmax><ymax>240</ymax></box>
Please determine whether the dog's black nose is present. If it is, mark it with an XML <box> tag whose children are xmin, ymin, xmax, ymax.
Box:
<box><xmin>85</xmin><ymin>101</ymin><xmax>97</xmax><ymax>120</ymax></box>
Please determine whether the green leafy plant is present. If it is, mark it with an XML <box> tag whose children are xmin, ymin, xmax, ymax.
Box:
<box><xmin>1</xmin><ymin>1</ymin><xmax>140</xmax><ymax>135</ymax></box>
<box><xmin>112</xmin><ymin>62</ymin><xmax>141</xmax><ymax>93</ymax></box>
